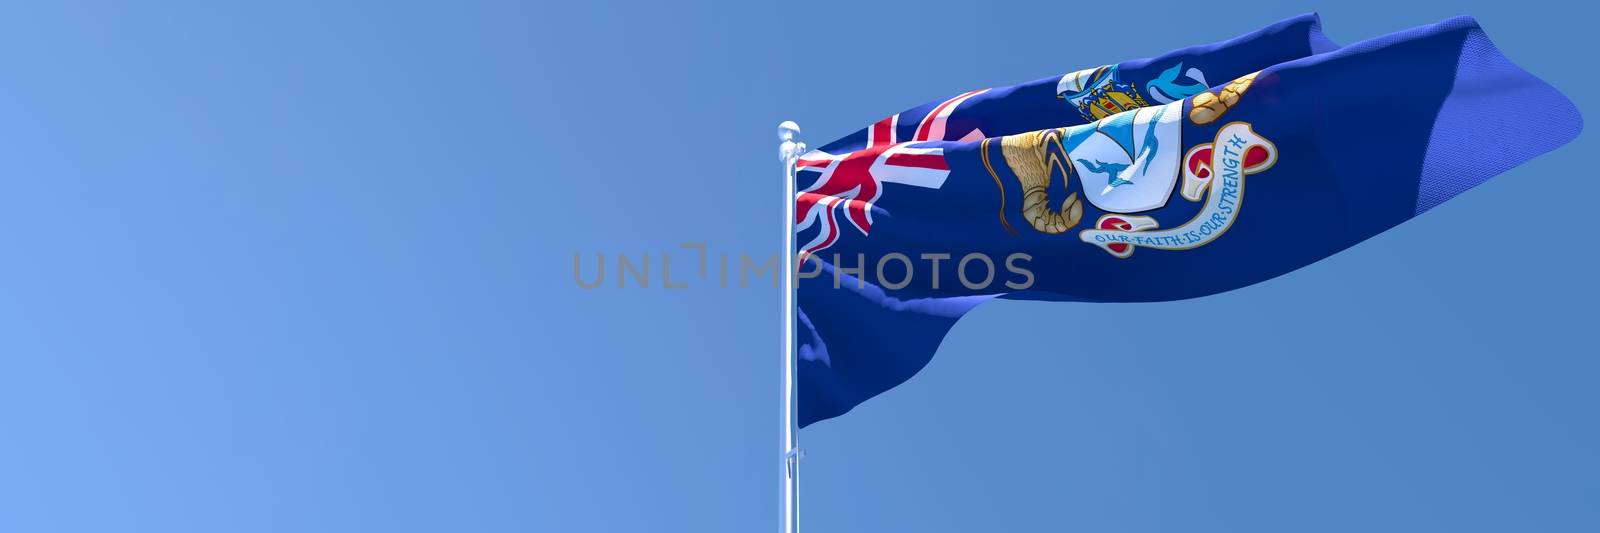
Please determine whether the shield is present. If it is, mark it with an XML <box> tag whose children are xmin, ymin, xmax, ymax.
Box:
<box><xmin>1066</xmin><ymin>102</ymin><xmax>1182</xmax><ymax>213</ymax></box>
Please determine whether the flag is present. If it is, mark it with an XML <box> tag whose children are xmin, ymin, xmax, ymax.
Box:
<box><xmin>795</xmin><ymin>16</ymin><xmax>1582</xmax><ymax>427</ymax></box>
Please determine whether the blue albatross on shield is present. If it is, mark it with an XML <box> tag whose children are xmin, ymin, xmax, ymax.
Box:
<box><xmin>1067</xmin><ymin>103</ymin><xmax>1183</xmax><ymax>212</ymax></box>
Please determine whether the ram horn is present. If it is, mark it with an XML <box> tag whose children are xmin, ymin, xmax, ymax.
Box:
<box><xmin>1000</xmin><ymin>129</ymin><xmax>1083</xmax><ymax>234</ymax></box>
<box><xmin>1189</xmin><ymin>71</ymin><xmax>1260</xmax><ymax>125</ymax></box>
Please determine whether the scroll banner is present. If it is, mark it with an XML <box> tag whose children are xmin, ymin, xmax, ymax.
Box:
<box><xmin>1079</xmin><ymin>121</ymin><xmax>1278</xmax><ymax>258</ymax></box>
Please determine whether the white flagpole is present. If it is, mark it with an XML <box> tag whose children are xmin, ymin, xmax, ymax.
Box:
<box><xmin>778</xmin><ymin>121</ymin><xmax>805</xmax><ymax>533</ymax></box>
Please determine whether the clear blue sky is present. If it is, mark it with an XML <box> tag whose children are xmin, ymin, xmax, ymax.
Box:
<box><xmin>0</xmin><ymin>2</ymin><xmax>1594</xmax><ymax>532</ymax></box>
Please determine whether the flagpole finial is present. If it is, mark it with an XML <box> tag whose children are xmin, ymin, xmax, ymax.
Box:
<box><xmin>779</xmin><ymin>121</ymin><xmax>806</xmax><ymax>164</ymax></box>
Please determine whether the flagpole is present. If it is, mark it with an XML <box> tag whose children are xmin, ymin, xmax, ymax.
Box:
<box><xmin>778</xmin><ymin>121</ymin><xmax>805</xmax><ymax>533</ymax></box>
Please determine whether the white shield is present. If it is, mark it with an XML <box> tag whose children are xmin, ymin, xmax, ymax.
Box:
<box><xmin>1069</xmin><ymin>102</ymin><xmax>1182</xmax><ymax>213</ymax></box>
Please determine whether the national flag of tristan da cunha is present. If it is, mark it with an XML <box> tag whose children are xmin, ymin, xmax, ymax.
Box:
<box><xmin>794</xmin><ymin>15</ymin><xmax>1582</xmax><ymax>427</ymax></box>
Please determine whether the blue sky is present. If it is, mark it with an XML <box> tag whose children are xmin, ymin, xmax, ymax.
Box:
<box><xmin>0</xmin><ymin>1</ymin><xmax>1594</xmax><ymax>531</ymax></box>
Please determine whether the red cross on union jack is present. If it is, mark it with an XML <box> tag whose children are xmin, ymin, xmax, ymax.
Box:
<box><xmin>795</xmin><ymin>89</ymin><xmax>989</xmax><ymax>255</ymax></box>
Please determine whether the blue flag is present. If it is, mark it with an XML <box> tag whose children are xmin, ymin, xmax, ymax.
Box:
<box><xmin>795</xmin><ymin>16</ymin><xmax>1581</xmax><ymax>427</ymax></box>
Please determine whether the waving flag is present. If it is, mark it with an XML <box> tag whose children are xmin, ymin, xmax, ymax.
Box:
<box><xmin>795</xmin><ymin>16</ymin><xmax>1582</xmax><ymax>427</ymax></box>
